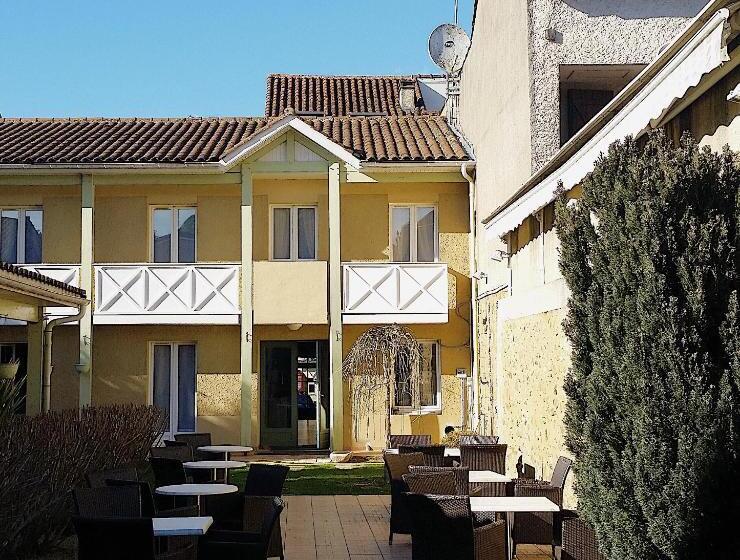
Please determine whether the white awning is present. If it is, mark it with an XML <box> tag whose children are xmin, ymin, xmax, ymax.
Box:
<box><xmin>486</xmin><ymin>7</ymin><xmax>732</xmax><ymax>240</ymax></box>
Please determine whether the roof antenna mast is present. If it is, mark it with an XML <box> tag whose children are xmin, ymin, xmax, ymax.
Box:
<box><xmin>454</xmin><ymin>0</ymin><xmax>458</xmax><ymax>25</ymax></box>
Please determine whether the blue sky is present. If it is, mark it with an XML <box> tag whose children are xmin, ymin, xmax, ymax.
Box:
<box><xmin>0</xmin><ymin>1</ymin><xmax>473</xmax><ymax>118</ymax></box>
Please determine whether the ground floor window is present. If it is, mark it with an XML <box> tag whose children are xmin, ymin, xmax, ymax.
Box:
<box><xmin>393</xmin><ymin>341</ymin><xmax>440</xmax><ymax>413</ymax></box>
<box><xmin>151</xmin><ymin>342</ymin><xmax>196</xmax><ymax>436</ymax></box>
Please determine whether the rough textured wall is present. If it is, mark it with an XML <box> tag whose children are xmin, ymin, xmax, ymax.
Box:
<box><xmin>528</xmin><ymin>0</ymin><xmax>703</xmax><ymax>171</ymax></box>
<box><xmin>500</xmin><ymin>308</ymin><xmax>574</xmax><ymax>506</ymax></box>
<box><xmin>475</xmin><ymin>289</ymin><xmax>508</xmax><ymax>436</ymax></box>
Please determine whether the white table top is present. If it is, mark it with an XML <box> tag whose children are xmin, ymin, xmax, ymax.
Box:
<box><xmin>197</xmin><ymin>445</ymin><xmax>253</xmax><ymax>453</ymax></box>
<box><xmin>155</xmin><ymin>483</ymin><xmax>239</xmax><ymax>497</ymax></box>
<box><xmin>183</xmin><ymin>460</ymin><xmax>247</xmax><ymax>470</ymax></box>
<box><xmin>384</xmin><ymin>447</ymin><xmax>460</xmax><ymax>457</ymax></box>
<box><xmin>469</xmin><ymin>470</ymin><xmax>511</xmax><ymax>484</ymax></box>
<box><xmin>470</xmin><ymin>496</ymin><xmax>559</xmax><ymax>513</ymax></box>
<box><xmin>152</xmin><ymin>516</ymin><xmax>213</xmax><ymax>537</ymax></box>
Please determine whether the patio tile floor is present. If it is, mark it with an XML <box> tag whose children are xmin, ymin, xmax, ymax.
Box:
<box><xmin>281</xmin><ymin>495</ymin><xmax>553</xmax><ymax>560</ymax></box>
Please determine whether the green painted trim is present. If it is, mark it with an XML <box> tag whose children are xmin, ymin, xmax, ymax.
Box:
<box><xmin>240</xmin><ymin>165</ymin><xmax>254</xmax><ymax>446</ymax></box>
<box><xmin>25</xmin><ymin>315</ymin><xmax>44</xmax><ymax>415</ymax></box>
<box><xmin>328</xmin><ymin>162</ymin><xmax>344</xmax><ymax>452</ymax></box>
<box><xmin>79</xmin><ymin>175</ymin><xmax>94</xmax><ymax>408</ymax></box>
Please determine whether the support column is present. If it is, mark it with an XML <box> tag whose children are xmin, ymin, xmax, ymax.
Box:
<box><xmin>25</xmin><ymin>309</ymin><xmax>44</xmax><ymax>414</ymax></box>
<box><xmin>79</xmin><ymin>175</ymin><xmax>94</xmax><ymax>407</ymax></box>
<box><xmin>328</xmin><ymin>162</ymin><xmax>344</xmax><ymax>451</ymax></box>
<box><xmin>240</xmin><ymin>165</ymin><xmax>254</xmax><ymax>446</ymax></box>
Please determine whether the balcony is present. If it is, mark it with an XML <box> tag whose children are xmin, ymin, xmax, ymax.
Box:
<box><xmin>94</xmin><ymin>264</ymin><xmax>240</xmax><ymax>324</ymax></box>
<box><xmin>342</xmin><ymin>262</ymin><xmax>449</xmax><ymax>324</ymax></box>
<box><xmin>253</xmin><ymin>261</ymin><xmax>328</xmax><ymax>325</ymax></box>
<box><xmin>21</xmin><ymin>265</ymin><xmax>81</xmax><ymax>319</ymax></box>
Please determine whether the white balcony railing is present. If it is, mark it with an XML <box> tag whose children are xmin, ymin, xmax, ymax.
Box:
<box><xmin>23</xmin><ymin>264</ymin><xmax>81</xmax><ymax>318</ymax></box>
<box><xmin>342</xmin><ymin>262</ymin><xmax>449</xmax><ymax>324</ymax></box>
<box><xmin>94</xmin><ymin>264</ymin><xmax>240</xmax><ymax>324</ymax></box>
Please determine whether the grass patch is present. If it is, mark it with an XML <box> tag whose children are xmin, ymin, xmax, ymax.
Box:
<box><xmin>229</xmin><ymin>463</ymin><xmax>388</xmax><ymax>495</ymax></box>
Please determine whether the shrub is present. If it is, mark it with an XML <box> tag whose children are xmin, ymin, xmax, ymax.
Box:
<box><xmin>556</xmin><ymin>132</ymin><xmax>739</xmax><ymax>559</ymax></box>
<box><xmin>0</xmin><ymin>405</ymin><xmax>167</xmax><ymax>558</ymax></box>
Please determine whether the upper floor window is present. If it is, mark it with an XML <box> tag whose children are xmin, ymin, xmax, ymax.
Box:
<box><xmin>390</xmin><ymin>205</ymin><xmax>437</xmax><ymax>262</ymax></box>
<box><xmin>394</xmin><ymin>341</ymin><xmax>441</xmax><ymax>413</ymax></box>
<box><xmin>152</xmin><ymin>207</ymin><xmax>196</xmax><ymax>263</ymax></box>
<box><xmin>270</xmin><ymin>206</ymin><xmax>317</xmax><ymax>261</ymax></box>
<box><xmin>0</xmin><ymin>208</ymin><xmax>43</xmax><ymax>264</ymax></box>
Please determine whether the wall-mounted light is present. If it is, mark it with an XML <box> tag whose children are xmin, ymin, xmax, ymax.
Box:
<box><xmin>728</xmin><ymin>83</ymin><xmax>740</xmax><ymax>103</ymax></box>
<box><xmin>287</xmin><ymin>323</ymin><xmax>302</xmax><ymax>331</ymax></box>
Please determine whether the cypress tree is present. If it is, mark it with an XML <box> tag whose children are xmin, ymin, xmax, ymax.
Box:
<box><xmin>555</xmin><ymin>132</ymin><xmax>739</xmax><ymax>559</ymax></box>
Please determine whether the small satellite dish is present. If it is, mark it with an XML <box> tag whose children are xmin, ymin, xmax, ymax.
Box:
<box><xmin>428</xmin><ymin>23</ymin><xmax>471</xmax><ymax>75</ymax></box>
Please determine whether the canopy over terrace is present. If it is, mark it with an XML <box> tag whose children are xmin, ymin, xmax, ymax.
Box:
<box><xmin>0</xmin><ymin>262</ymin><xmax>88</xmax><ymax>413</ymax></box>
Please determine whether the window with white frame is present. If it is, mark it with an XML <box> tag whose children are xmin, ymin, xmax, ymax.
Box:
<box><xmin>152</xmin><ymin>207</ymin><xmax>196</xmax><ymax>263</ymax></box>
<box><xmin>0</xmin><ymin>208</ymin><xmax>43</xmax><ymax>264</ymax></box>
<box><xmin>390</xmin><ymin>205</ymin><xmax>437</xmax><ymax>262</ymax></box>
<box><xmin>393</xmin><ymin>341</ymin><xmax>441</xmax><ymax>413</ymax></box>
<box><xmin>271</xmin><ymin>206</ymin><xmax>317</xmax><ymax>261</ymax></box>
<box><xmin>151</xmin><ymin>342</ymin><xmax>197</xmax><ymax>436</ymax></box>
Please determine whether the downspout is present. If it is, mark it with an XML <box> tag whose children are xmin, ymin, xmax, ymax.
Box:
<box><xmin>42</xmin><ymin>301</ymin><xmax>89</xmax><ymax>413</ymax></box>
<box><xmin>461</xmin><ymin>161</ymin><xmax>478</xmax><ymax>430</ymax></box>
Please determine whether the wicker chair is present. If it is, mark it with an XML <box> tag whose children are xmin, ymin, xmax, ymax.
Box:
<box><xmin>550</xmin><ymin>456</ymin><xmax>573</xmax><ymax>490</ymax></box>
<box><xmin>198</xmin><ymin>497</ymin><xmax>284</xmax><ymax>560</ymax></box>
<box><xmin>405</xmin><ymin>493</ymin><xmax>506</xmax><ymax>560</ymax></box>
<box><xmin>460</xmin><ymin>444</ymin><xmax>508</xmax><ymax>496</ymax></box>
<box><xmin>384</xmin><ymin>451</ymin><xmax>425</xmax><ymax>544</ymax></box>
<box><xmin>408</xmin><ymin>465</ymin><xmax>478</xmax><ymax>496</ymax></box>
<box><xmin>174</xmin><ymin>432</ymin><xmax>224</xmax><ymax>461</ymax></box>
<box><xmin>73</xmin><ymin>516</ymin><xmax>196</xmax><ymax>560</ymax></box>
<box><xmin>403</xmin><ymin>471</ymin><xmax>457</xmax><ymax>495</ymax></box>
<box><xmin>85</xmin><ymin>465</ymin><xmax>138</xmax><ymax>488</ymax></box>
<box><xmin>73</xmin><ymin>486</ymin><xmax>142</xmax><ymax>518</ymax></box>
<box><xmin>389</xmin><ymin>434</ymin><xmax>432</xmax><ymax>448</ymax></box>
<box><xmin>561</xmin><ymin>516</ymin><xmax>606</xmax><ymax>560</ymax></box>
<box><xmin>163</xmin><ymin>439</ymin><xmax>188</xmax><ymax>448</ymax></box>
<box><xmin>150</xmin><ymin>445</ymin><xmax>193</xmax><ymax>462</ymax></box>
<box><xmin>459</xmin><ymin>435</ymin><xmax>499</xmax><ymax>445</ymax></box>
<box><xmin>204</xmin><ymin>464</ymin><xmax>290</xmax><ymax>560</ymax></box>
<box><xmin>512</xmin><ymin>482</ymin><xmax>563</xmax><ymax>557</ymax></box>
<box><xmin>106</xmin><ymin>479</ymin><xmax>198</xmax><ymax>518</ymax></box>
<box><xmin>399</xmin><ymin>444</ymin><xmax>449</xmax><ymax>466</ymax></box>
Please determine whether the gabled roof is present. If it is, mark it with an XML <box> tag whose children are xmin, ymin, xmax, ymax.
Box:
<box><xmin>0</xmin><ymin>262</ymin><xmax>86</xmax><ymax>299</ymax></box>
<box><xmin>0</xmin><ymin>115</ymin><xmax>470</xmax><ymax>168</ymax></box>
<box><xmin>265</xmin><ymin>74</ymin><xmax>444</xmax><ymax>117</ymax></box>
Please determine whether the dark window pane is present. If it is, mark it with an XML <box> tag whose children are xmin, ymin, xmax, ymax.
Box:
<box><xmin>153</xmin><ymin>345</ymin><xmax>171</xmax><ymax>424</ymax></box>
<box><xmin>1</xmin><ymin>210</ymin><xmax>19</xmax><ymax>263</ymax></box>
<box><xmin>297</xmin><ymin>208</ymin><xmax>316</xmax><ymax>260</ymax></box>
<box><xmin>416</xmin><ymin>207</ymin><xmax>435</xmax><ymax>262</ymax></box>
<box><xmin>177</xmin><ymin>344</ymin><xmax>196</xmax><ymax>433</ymax></box>
<box><xmin>153</xmin><ymin>209</ymin><xmax>172</xmax><ymax>263</ymax></box>
<box><xmin>392</xmin><ymin>207</ymin><xmax>411</xmax><ymax>262</ymax></box>
<box><xmin>177</xmin><ymin>208</ymin><xmax>196</xmax><ymax>263</ymax></box>
<box><xmin>24</xmin><ymin>210</ymin><xmax>43</xmax><ymax>264</ymax></box>
<box><xmin>265</xmin><ymin>346</ymin><xmax>292</xmax><ymax>428</ymax></box>
<box><xmin>273</xmin><ymin>208</ymin><xmax>291</xmax><ymax>259</ymax></box>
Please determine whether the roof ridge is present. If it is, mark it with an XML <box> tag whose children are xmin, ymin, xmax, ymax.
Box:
<box><xmin>0</xmin><ymin>116</ymin><xmax>270</xmax><ymax>123</ymax></box>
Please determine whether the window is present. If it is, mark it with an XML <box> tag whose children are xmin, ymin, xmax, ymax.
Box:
<box><xmin>152</xmin><ymin>342</ymin><xmax>197</xmax><ymax>437</ymax></box>
<box><xmin>270</xmin><ymin>206</ymin><xmax>317</xmax><ymax>261</ymax></box>
<box><xmin>390</xmin><ymin>205</ymin><xmax>437</xmax><ymax>262</ymax></box>
<box><xmin>152</xmin><ymin>207</ymin><xmax>196</xmax><ymax>263</ymax></box>
<box><xmin>0</xmin><ymin>208</ymin><xmax>43</xmax><ymax>264</ymax></box>
<box><xmin>393</xmin><ymin>341</ymin><xmax>441</xmax><ymax>413</ymax></box>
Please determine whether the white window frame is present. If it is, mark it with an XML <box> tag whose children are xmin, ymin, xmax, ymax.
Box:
<box><xmin>150</xmin><ymin>206</ymin><xmax>197</xmax><ymax>263</ymax></box>
<box><xmin>148</xmin><ymin>341</ymin><xmax>198</xmax><ymax>437</ymax></box>
<box><xmin>269</xmin><ymin>205</ymin><xmax>318</xmax><ymax>261</ymax></box>
<box><xmin>392</xmin><ymin>340</ymin><xmax>442</xmax><ymax>415</ymax></box>
<box><xmin>389</xmin><ymin>204</ymin><xmax>439</xmax><ymax>262</ymax></box>
<box><xmin>0</xmin><ymin>207</ymin><xmax>43</xmax><ymax>264</ymax></box>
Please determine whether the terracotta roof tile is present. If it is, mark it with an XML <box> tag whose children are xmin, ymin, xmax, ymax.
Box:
<box><xmin>265</xmin><ymin>74</ymin><xmax>443</xmax><ymax>117</ymax></box>
<box><xmin>0</xmin><ymin>116</ymin><xmax>470</xmax><ymax>165</ymax></box>
<box><xmin>0</xmin><ymin>262</ymin><xmax>86</xmax><ymax>298</ymax></box>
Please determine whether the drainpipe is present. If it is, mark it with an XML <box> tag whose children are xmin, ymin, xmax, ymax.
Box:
<box><xmin>461</xmin><ymin>161</ymin><xmax>478</xmax><ymax>430</ymax></box>
<box><xmin>42</xmin><ymin>301</ymin><xmax>89</xmax><ymax>413</ymax></box>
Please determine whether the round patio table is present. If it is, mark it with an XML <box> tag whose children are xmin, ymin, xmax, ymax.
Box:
<box><xmin>197</xmin><ymin>445</ymin><xmax>253</xmax><ymax>461</ymax></box>
<box><xmin>183</xmin><ymin>460</ymin><xmax>246</xmax><ymax>483</ymax></box>
<box><xmin>156</xmin><ymin>483</ymin><xmax>238</xmax><ymax>514</ymax></box>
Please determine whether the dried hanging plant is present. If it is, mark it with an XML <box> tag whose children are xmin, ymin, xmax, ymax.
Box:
<box><xmin>342</xmin><ymin>324</ymin><xmax>421</xmax><ymax>448</ymax></box>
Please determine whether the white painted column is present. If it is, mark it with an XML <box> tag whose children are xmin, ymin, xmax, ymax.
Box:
<box><xmin>79</xmin><ymin>175</ymin><xmax>94</xmax><ymax>407</ymax></box>
<box><xmin>25</xmin><ymin>308</ymin><xmax>44</xmax><ymax>414</ymax></box>
<box><xmin>328</xmin><ymin>162</ymin><xmax>344</xmax><ymax>451</ymax></box>
<box><xmin>240</xmin><ymin>165</ymin><xmax>254</xmax><ymax>446</ymax></box>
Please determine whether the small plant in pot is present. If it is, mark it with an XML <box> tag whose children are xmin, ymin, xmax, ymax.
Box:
<box><xmin>0</xmin><ymin>357</ymin><xmax>20</xmax><ymax>380</ymax></box>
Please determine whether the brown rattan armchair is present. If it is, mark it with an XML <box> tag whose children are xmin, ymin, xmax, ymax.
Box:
<box><xmin>460</xmin><ymin>435</ymin><xmax>499</xmax><ymax>445</ymax></box>
<box><xmin>405</xmin><ymin>493</ymin><xmax>506</xmax><ymax>560</ymax></box>
<box><xmin>408</xmin><ymin>465</ymin><xmax>480</xmax><ymax>496</ymax></box>
<box><xmin>460</xmin><ymin>444</ymin><xmax>508</xmax><ymax>496</ymax></box>
<box><xmin>389</xmin><ymin>434</ymin><xmax>432</xmax><ymax>448</ymax></box>
<box><xmin>402</xmin><ymin>471</ymin><xmax>457</xmax><ymax>495</ymax></box>
<box><xmin>560</xmin><ymin>515</ymin><xmax>606</xmax><ymax>560</ymax></box>
<box><xmin>398</xmin><ymin>444</ymin><xmax>449</xmax><ymax>466</ymax></box>
<box><xmin>383</xmin><ymin>451</ymin><xmax>425</xmax><ymax>544</ymax></box>
<box><xmin>85</xmin><ymin>465</ymin><xmax>138</xmax><ymax>488</ymax></box>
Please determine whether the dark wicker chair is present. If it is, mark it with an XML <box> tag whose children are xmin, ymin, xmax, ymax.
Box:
<box><xmin>85</xmin><ymin>465</ymin><xmax>138</xmax><ymax>488</ymax></box>
<box><xmin>106</xmin><ymin>479</ymin><xmax>198</xmax><ymax>518</ymax></box>
<box><xmin>174</xmin><ymin>432</ymin><xmax>223</xmax><ymax>462</ymax></box>
<box><xmin>516</xmin><ymin>455</ymin><xmax>536</xmax><ymax>480</ymax></box>
<box><xmin>405</xmin><ymin>493</ymin><xmax>506</xmax><ymax>560</ymax></box>
<box><xmin>150</xmin><ymin>445</ymin><xmax>193</xmax><ymax>462</ymax></box>
<box><xmin>408</xmin><ymin>465</ymin><xmax>477</xmax><ymax>496</ymax></box>
<box><xmin>403</xmin><ymin>471</ymin><xmax>457</xmax><ymax>495</ymax></box>
<box><xmin>550</xmin><ymin>456</ymin><xmax>573</xmax><ymax>490</ymax></box>
<box><xmin>150</xmin><ymin>457</ymin><xmax>190</xmax><ymax>486</ymax></box>
<box><xmin>513</xmin><ymin>482</ymin><xmax>563</xmax><ymax>557</ymax></box>
<box><xmin>399</xmin><ymin>444</ymin><xmax>449</xmax><ymax>466</ymax></box>
<box><xmin>460</xmin><ymin>444</ymin><xmax>508</xmax><ymax>496</ymax></box>
<box><xmin>163</xmin><ymin>439</ymin><xmax>188</xmax><ymax>448</ymax></box>
<box><xmin>561</xmin><ymin>516</ymin><xmax>606</xmax><ymax>560</ymax></box>
<box><xmin>389</xmin><ymin>434</ymin><xmax>432</xmax><ymax>448</ymax></box>
<box><xmin>73</xmin><ymin>486</ymin><xmax>142</xmax><ymax>518</ymax></box>
<box><xmin>73</xmin><ymin>516</ymin><xmax>196</xmax><ymax>560</ymax></box>
<box><xmin>204</xmin><ymin>464</ymin><xmax>290</xmax><ymax>560</ymax></box>
<box><xmin>199</xmin><ymin>497</ymin><xmax>284</xmax><ymax>560</ymax></box>
<box><xmin>384</xmin><ymin>452</ymin><xmax>425</xmax><ymax>544</ymax></box>
<box><xmin>460</xmin><ymin>435</ymin><xmax>499</xmax><ymax>445</ymax></box>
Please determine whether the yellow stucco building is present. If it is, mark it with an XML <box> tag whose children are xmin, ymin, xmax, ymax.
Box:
<box><xmin>0</xmin><ymin>76</ymin><xmax>475</xmax><ymax>452</ymax></box>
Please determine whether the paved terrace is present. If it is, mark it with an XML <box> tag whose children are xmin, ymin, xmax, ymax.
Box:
<box><xmin>281</xmin><ymin>495</ymin><xmax>552</xmax><ymax>560</ymax></box>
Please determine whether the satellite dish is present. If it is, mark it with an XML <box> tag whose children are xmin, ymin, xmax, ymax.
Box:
<box><xmin>428</xmin><ymin>23</ymin><xmax>471</xmax><ymax>75</ymax></box>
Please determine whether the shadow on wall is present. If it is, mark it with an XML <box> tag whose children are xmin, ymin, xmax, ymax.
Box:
<box><xmin>563</xmin><ymin>0</ymin><xmax>705</xmax><ymax>19</ymax></box>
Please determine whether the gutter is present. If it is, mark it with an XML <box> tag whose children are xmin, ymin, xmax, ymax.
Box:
<box><xmin>482</xmin><ymin>0</ymin><xmax>730</xmax><ymax>226</ymax></box>
<box><xmin>42</xmin><ymin>301</ymin><xmax>89</xmax><ymax>412</ymax></box>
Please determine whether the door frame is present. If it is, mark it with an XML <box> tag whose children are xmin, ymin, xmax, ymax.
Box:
<box><xmin>148</xmin><ymin>341</ymin><xmax>198</xmax><ymax>439</ymax></box>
